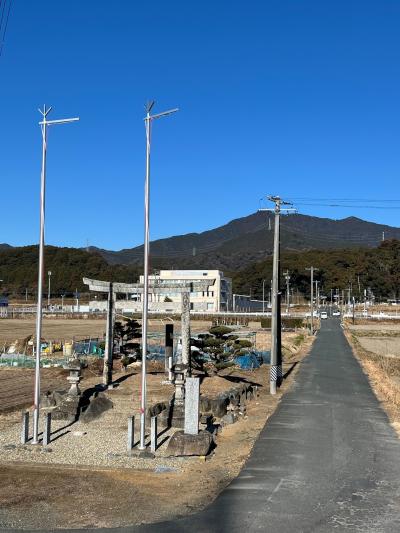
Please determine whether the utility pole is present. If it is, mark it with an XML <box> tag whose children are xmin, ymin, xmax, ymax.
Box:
<box><xmin>260</xmin><ymin>196</ymin><xmax>295</xmax><ymax>395</ymax></box>
<box><xmin>32</xmin><ymin>106</ymin><xmax>79</xmax><ymax>445</ymax></box>
<box><xmin>283</xmin><ymin>270</ymin><xmax>290</xmax><ymax>314</ymax></box>
<box><xmin>306</xmin><ymin>267</ymin><xmax>318</xmax><ymax>334</ymax></box>
<box><xmin>139</xmin><ymin>101</ymin><xmax>178</xmax><ymax>451</ymax></box>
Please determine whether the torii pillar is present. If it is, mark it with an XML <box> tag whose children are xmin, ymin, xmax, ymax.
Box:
<box><xmin>103</xmin><ymin>282</ymin><xmax>116</xmax><ymax>386</ymax></box>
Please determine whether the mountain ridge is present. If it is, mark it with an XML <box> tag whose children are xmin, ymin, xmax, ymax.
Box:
<box><xmin>3</xmin><ymin>212</ymin><xmax>400</xmax><ymax>272</ymax></box>
<box><xmin>86</xmin><ymin>212</ymin><xmax>400</xmax><ymax>270</ymax></box>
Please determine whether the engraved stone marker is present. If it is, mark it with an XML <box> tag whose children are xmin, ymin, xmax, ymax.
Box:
<box><xmin>184</xmin><ymin>377</ymin><xmax>200</xmax><ymax>435</ymax></box>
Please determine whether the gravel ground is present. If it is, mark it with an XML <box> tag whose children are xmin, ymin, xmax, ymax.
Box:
<box><xmin>0</xmin><ymin>372</ymin><xmax>186</xmax><ymax>469</ymax></box>
<box><xmin>0</xmin><ymin>370</ymin><xmax>248</xmax><ymax>470</ymax></box>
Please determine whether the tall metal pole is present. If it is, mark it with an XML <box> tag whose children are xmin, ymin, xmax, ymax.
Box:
<box><xmin>139</xmin><ymin>102</ymin><xmax>178</xmax><ymax>451</ymax></box>
<box><xmin>139</xmin><ymin>108</ymin><xmax>151</xmax><ymax>450</ymax></box>
<box><xmin>32</xmin><ymin>108</ymin><xmax>48</xmax><ymax>444</ymax></box>
<box><xmin>32</xmin><ymin>106</ymin><xmax>79</xmax><ymax>445</ymax></box>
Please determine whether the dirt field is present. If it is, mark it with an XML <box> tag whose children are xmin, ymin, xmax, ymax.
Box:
<box><xmin>348</xmin><ymin>323</ymin><xmax>400</xmax><ymax>332</ymax></box>
<box><xmin>345</xmin><ymin>321</ymin><xmax>400</xmax><ymax>439</ymax></box>
<box><xmin>0</xmin><ymin>318</ymin><xmax>226</xmax><ymax>346</ymax></box>
<box><xmin>0</xmin><ymin>368</ymin><xmax>69</xmax><ymax>413</ymax></box>
<box><xmin>0</xmin><ymin>334</ymin><xmax>314</xmax><ymax>529</ymax></box>
<box><xmin>356</xmin><ymin>337</ymin><xmax>400</xmax><ymax>357</ymax></box>
<box><xmin>0</xmin><ymin>318</ymin><xmax>107</xmax><ymax>344</ymax></box>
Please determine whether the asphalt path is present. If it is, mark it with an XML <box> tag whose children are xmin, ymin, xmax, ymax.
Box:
<box><xmin>4</xmin><ymin>319</ymin><xmax>400</xmax><ymax>532</ymax></box>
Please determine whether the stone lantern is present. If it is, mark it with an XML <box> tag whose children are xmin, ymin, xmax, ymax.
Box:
<box><xmin>66</xmin><ymin>358</ymin><xmax>82</xmax><ymax>397</ymax></box>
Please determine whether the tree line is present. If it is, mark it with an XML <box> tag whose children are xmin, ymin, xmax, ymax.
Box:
<box><xmin>1</xmin><ymin>240</ymin><xmax>399</xmax><ymax>301</ymax></box>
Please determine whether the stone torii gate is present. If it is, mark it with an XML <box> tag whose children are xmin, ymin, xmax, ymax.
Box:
<box><xmin>83</xmin><ymin>277</ymin><xmax>215</xmax><ymax>386</ymax></box>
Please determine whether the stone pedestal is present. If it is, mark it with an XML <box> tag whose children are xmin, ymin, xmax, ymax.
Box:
<box><xmin>166</xmin><ymin>430</ymin><xmax>213</xmax><ymax>457</ymax></box>
<box><xmin>160</xmin><ymin>396</ymin><xmax>185</xmax><ymax>429</ymax></box>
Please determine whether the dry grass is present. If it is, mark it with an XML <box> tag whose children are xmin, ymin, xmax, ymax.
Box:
<box><xmin>345</xmin><ymin>329</ymin><xmax>400</xmax><ymax>434</ymax></box>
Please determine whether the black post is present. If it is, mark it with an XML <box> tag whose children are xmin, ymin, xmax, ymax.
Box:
<box><xmin>165</xmin><ymin>323</ymin><xmax>174</xmax><ymax>380</ymax></box>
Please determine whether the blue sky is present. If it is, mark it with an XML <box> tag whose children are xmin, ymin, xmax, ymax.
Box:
<box><xmin>1</xmin><ymin>0</ymin><xmax>400</xmax><ymax>250</ymax></box>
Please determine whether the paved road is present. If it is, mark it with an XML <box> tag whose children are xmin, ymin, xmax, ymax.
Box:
<box><xmin>4</xmin><ymin>319</ymin><xmax>400</xmax><ymax>532</ymax></box>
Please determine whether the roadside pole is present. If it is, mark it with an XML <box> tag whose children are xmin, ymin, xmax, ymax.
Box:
<box><xmin>32</xmin><ymin>106</ymin><xmax>79</xmax><ymax>444</ymax></box>
<box><xmin>260</xmin><ymin>196</ymin><xmax>295</xmax><ymax>395</ymax></box>
<box><xmin>306</xmin><ymin>267</ymin><xmax>318</xmax><ymax>335</ymax></box>
<box><xmin>139</xmin><ymin>102</ymin><xmax>178</xmax><ymax>451</ymax></box>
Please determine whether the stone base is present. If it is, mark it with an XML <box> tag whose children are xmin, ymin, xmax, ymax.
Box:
<box><xmin>160</xmin><ymin>399</ymin><xmax>185</xmax><ymax>429</ymax></box>
<box><xmin>166</xmin><ymin>430</ymin><xmax>213</xmax><ymax>457</ymax></box>
<box><xmin>47</xmin><ymin>395</ymin><xmax>81</xmax><ymax>422</ymax></box>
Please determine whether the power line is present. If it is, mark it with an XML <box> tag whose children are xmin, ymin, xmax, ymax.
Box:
<box><xmin>288</xmin><ymin>197</ymin><xmax>400</xmax><ymax>203</ymax></box>
<box><xmin>294</xmin><ymin>202</ymin><xmax>400</xmax><ymax>209</ymax></box>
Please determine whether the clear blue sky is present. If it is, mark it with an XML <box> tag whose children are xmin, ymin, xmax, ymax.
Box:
<box><xmin>1</xmin><ymin>0</ymin><xmax>400</xmax><ymax>250</ymax></box>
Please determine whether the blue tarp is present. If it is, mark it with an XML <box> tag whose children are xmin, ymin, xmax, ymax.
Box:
<box><xmin>256</xmin><ymin>350</ymin><xmax>271</xmax><ymax>364</ymax></box>
<box><xmin>234</xmin><ymin>352</ymin><xmax>261</xmax><ymax>370</ymax></box>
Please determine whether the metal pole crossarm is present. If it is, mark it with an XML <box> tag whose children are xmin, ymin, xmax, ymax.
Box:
<box><xmin>144</xmin><ymin>108</ymin><xmax>179</xmax><ymax>121</ymax></box>
<box><xmin>259</xmin><ymin>207</ymin><xmax>297</xmax><ymax>214</ymax></box>
<box><xmin>39</xmin><ymin>117</ymin><xmax>79</xmax><ymax>126</ymax></box>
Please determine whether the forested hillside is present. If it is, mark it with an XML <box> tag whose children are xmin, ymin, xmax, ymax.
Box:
<box><xmin>0</xmin><ymin>246</ymin><xmax>140</xmax><ymax>298</ymax></box>
<box><xmin>230</xmin><ymin>240</ymin><xmax>400</xmax><ymax>300</ymax></box>
<box><xmin>1</xmin><ymin>241</ymin><xmax>399</xmax><ymax>301</ymax></box>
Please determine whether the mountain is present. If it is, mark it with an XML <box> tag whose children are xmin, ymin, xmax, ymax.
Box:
<box><xmin>90</xmin><ymin>212</ymin><xmax>400</xmax><ymax>271</ymax></box>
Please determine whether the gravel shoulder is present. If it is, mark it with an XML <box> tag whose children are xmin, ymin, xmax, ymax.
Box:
<box><xmin>0</xmin><ymin>337</ymin><xmax>314</xmax><ymax>530</ymax></box>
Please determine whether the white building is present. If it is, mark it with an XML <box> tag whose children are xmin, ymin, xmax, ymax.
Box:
<box><xmin>141</xmin><ymin>270</ymin><xmax>232</xmax><ymax>312</ymax></box>
<box><xmin>89</xmin><ymin>269</ymin><xmax>232</xmax><ymax>314</ymax></box>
